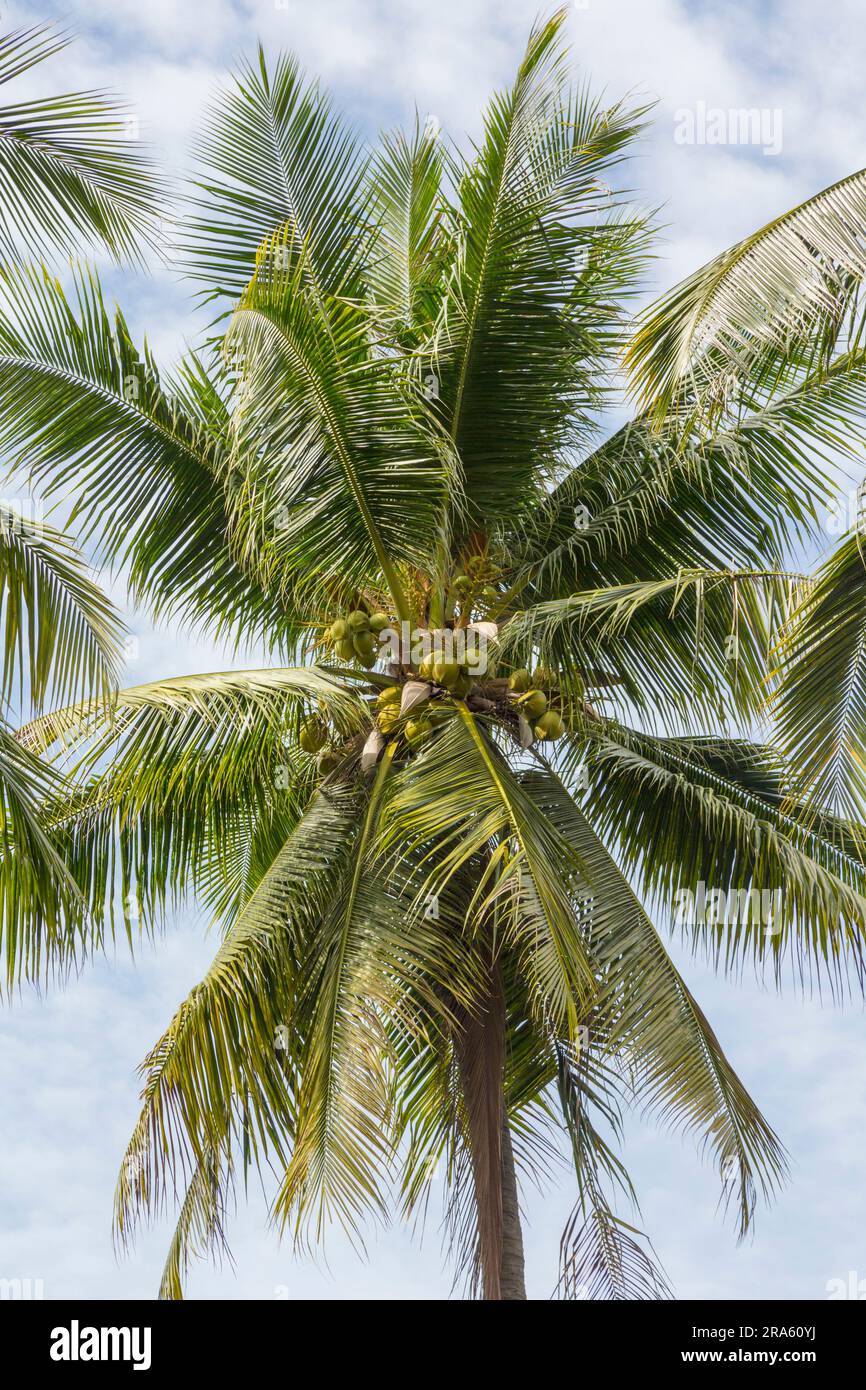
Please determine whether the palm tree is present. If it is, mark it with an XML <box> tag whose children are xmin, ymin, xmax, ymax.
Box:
<box><xmin>3</xmin><ymin>8</ymin><xmax>866</xmax><ymax>1300</ymax></box>
<box><xmin>0</xmin><ymin>21</ymin><xmax>151</xmax><ymax>985</ymax></box>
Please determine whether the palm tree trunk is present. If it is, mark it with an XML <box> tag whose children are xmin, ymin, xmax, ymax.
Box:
<box><xmin>454</xmin><ymin>962</ymin><xmax>527</xmax><ymax>1300</ymax></box>
<box><xmin>499</xmin><ymin>1107</ymin><xmax>527</xmax><ymax>1299</ymax></box>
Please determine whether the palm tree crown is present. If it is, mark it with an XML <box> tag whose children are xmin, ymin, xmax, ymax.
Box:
<box><xmin>3</xmin><ymin>8</ymin><xmax>866</xmax><ymax>1300</ymax></box>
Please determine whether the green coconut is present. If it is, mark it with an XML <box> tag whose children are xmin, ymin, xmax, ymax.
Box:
<box><xmin>508</xmin><ymin>668</ymin><xmax>531</xmax><ymax>693</ymax></box>
<box><xmin>317</xmin><ymin>748</ymin><xmax>340</xmax><ymax>774</ymax></box>
<box><xmin>329</xmin><ymin>618</ymin><xmax>349</xmax><ymax>642</ymax></box>
<box><xmin>336</xmin><ymin>638</ymin><xmax>356</xmax><ymax>662</ymax></box>
<box><xmin>433</xmin><ymin>658</ymin><xmax>460</xmax><ymax>687</ymax></box>
<box><xmin>376</xmin><ymin>685</ymin><xmax>402</xmax><ymax>708</ymax></box>
<box><xmin>521</xmin><ymin>690</ymin><xmax>548</xmax><ymax>719</ymax></box>
<box><xmin>368</xmin><ymin>612</ymin><xmax>390</xmax><ymax>633</ymax></box>
<box><xmin>534</xmin><ymin>710</ymin><xmax>565</xmax><ymax>741</ymax></box>
<box><xmin>347</xmin><ymin>609</ymin><xmax>370</xmax><ymax>632</ymax></box>
<box><xmin>299</xmin><ymin>719</ymin><xmax>326</xmax><ymax>754</ymax></box>
<box><xmin>405</xmin><ymin>716</ymin><xmax>433</xmax><ymax>746</ymax></box>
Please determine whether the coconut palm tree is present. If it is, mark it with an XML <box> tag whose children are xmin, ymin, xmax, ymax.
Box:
<box><xmin>0</xmin><ymin>20</ymin><xmax>150</xmax><ymax>983</ymax></box>
<box><xmin>3</xmin><ymin>8</ymin><xmax>866</xmax><ymax>1300</ymax></box>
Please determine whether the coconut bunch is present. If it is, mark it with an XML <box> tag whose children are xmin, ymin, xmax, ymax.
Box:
<box><xmin>324</xmin><ymin>607</ymin><xmax>391</xmax><ymax>668</ymax></box>
<box><xmin>506</xmin><ymin>668</ymin><xmax>566</xmax><ymax>741</ymax></box>
<box><xmin>450</xmin><ymin>554</ymin><xmax>500</xmax><ymax>618</ymax></box>
<box><xmin>416</xmin><ymin>653</ymin><xmax>476</xmax><ymax>697</ymax></box>
<box><xmin>298</xmin><ymin>712</ymin><xmax>343</xmax><ymax>775</ymax></box>
<box><xmin>373</xmin><ymin>682</ymin><xmax>452</xmax><ymax>750</ymax></box>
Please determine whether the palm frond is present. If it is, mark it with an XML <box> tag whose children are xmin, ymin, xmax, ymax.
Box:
<box><xmin>0</xmin><ymin>24</ymin><xmax>163</xmax><ymax>263</ymax></box>
<box><xmin>0</xmin><ymin>722</ymin><xmax>82</xmax><ymax>988</ymax></box>
<box><xmin>431</xmin><ymin>8</ymin><xmax>651</xmax><ymax>528</ymax></box>
<box><xmin>775</xmin><ymin>529</ymin><xmax>866</xmax><ymax>843</ymax></box>
<box><xmin>568</xmin><ymin>721</ymin><xmax>866</xmax><ymax>993</ymax></box>
<box><xmin>272</xmin><ymin>746</ymin><xmax>476</xmax><ymax>1245</ymax></box>
<box><xmin>627</xmin><ymin>167</ymin><xmax>866</xmax><ymax>421</ymax></box>
<box><xmin>365</xmin><ymin>117</ymin><xmax>449</xmax><ymax>342</ymax></box>
<box><xmin>0</xmin><ymin>264</ymin><xmax>297</xmax><ymax>649</ymax></box>
<box><xmin>18</xmin><ymin>667</ymin><xmax>364</xmax><ymax>949</ymax></box>
<box><xmin>114</xmin><ymin>785</ymin><xmax>363</xmax><ymax>1262</ymax></box>
<box><xmin>157</xmin><ymin>1141</ymin><xmax>234</xmax><ymax>1301</ymax></box>
<box><xmin>182</xmin><ymin>46</ymin><xmax>367</xmax><ymax>302</ymax></box>
<box><xmin>0</xmin><ymin>503</ymin><xmax>123</xmax><ymax>712</ymax></box>
<box><xmin>525</xmin><ymin>766</ymin><xmax>787</xmax><ymax>1239</ymax></box>
<box><xmin>225</xmin><ymin>228</ymin><xmax>454</xmax><ymax>621</ymax></box>
<box><xmin>378</xmin><ymin>708</ymin><xmax>597</xmax><ymax>1039</ymax></box>
<box><xmin>553</xmin><ymin>1042</ymin><xmax>671</xmax><ymax>1300</ymax></box>
<box><xmin>503</xmin><ymin>566</ymin><xmax>799</xmax><ymax>729</ymax></box>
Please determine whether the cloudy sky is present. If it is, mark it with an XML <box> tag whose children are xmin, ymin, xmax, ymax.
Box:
<box><xmin>1</xmin><ymin>0</ymin><xmax>865</xmax><ymax>1302</ymax></box>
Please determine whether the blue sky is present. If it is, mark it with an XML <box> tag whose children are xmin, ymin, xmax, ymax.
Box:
<box><xmin>1</xmin><ymin>0</ymin><xmax>865</xmax><ymax>1301</ymax></box>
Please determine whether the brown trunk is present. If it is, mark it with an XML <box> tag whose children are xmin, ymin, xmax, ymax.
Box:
<box><xmin>454</xmin><ymin>962</ymin><xmax>527</xmax><ymax>1300</ymax></box>
<box><xmin>499</xmin><ymin>1107</ymin><xmax>527</xmax><ymax>1299</ymax></box>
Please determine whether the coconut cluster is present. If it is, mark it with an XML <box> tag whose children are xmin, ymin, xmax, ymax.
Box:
<box><xmin>374</xmin><ymin>684</ymin><xmax>451</xmax><ymax>748</ymax></box>
<box><xmin>451</xmin><ymin>554</ymin><xmax>499</xmax><ymax>615</ymax></box>
<box><xmin>324</xmin><ymin>609</ymin><xmax>390</xmax><ymax>668</ymax></box>
<box><xmin>506</xmin><ymin>668</ymin><xmax>566</xmax><ymax>740</ymax></box>
<box><xmin>297</xmin><ymin>661</ymin><xmax>566</xmax><ymax>785</ymax></box>
<box><xmin>303</xmin><ymin>590</ymin><xmax>566</xmax><ymax>781</ymax></box>
<box><xmin>298</xmin><ymin>714</ymin><xmax>341</xmax><ymax>774</ymax></box>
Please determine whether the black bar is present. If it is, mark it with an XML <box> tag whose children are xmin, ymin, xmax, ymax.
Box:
<box><xmin>1</xmin><ymin>1298</ymin><xmax>858</xmax><ymax>1375</ymax></box>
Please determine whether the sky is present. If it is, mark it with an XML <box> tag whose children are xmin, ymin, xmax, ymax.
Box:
<box><xmin>1</xmin><ymin>0</ymin><xmax>865</xmax><ymax>1302</ymax></box>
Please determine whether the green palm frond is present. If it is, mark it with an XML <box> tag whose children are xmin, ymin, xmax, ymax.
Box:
<box><xmin>225</xmin><ymin>228</ymin><xmax>454</xmax><ymax>620</ymax></box>
<box><xmin>504</xmin><ymin>567</ymin><xmax>799</xmax><ymax>728</ymax></box>
<box><xmin>569</xmin><ymin>721</ymin><xmax>866</xmax><ymax>992</ymax></box>
<box><xmin>273</xmin><ymin>745</ymin><xmax>481</xmax><ymax>1245</ymax></box>
<box><xmin>0</xmin><ymin>24</ymin><xmax>162</xmax><ymax>264</ymax></box>
<box><xmin>0</xmin><ymin>502</ymin><xmax>123</xmax><ymax>712</ymax></box>
<box><xmin>378</xmin><ymin>708</ymin><xmax>597</xmax><ymax>1040</ymax></box>
<box><xmin>114</xmin><ymin>784</ymin><xmax>362</xmax><ymax>1260</ymax></box>
<box><xmin>775</xmin><ymin>529</ymin><xmax>866</xmax><ymax>841</ymax></box>
<box><xmin>553</xmin><ymin>1043</ymin><xmax>671</xmax><ymax>1301</ymax></box>
<box><xmin>514</xmin><ymin>347</ymin><xmax>866</xmax><ymax>604</ymax></box>
<box><xmin>526</xmin><ymin>767</ymin><xmax>787</xmax><ymax>1238</ymax></box>
<box><xmin>431</xmin><ymin>8</ymin><xmax>651</xmax><ymax>530</ymax></box>
<box><xmin>272</xmin><ymin>748</ymin><xmax>399</xmax><ymax>1242</ymax></box>
<box><xmin>182</xmin><ymin>46</ymin><xmax>367</xmax><ymax>302</ymax></box>
<box><xmin>157</xmin><ymin>1141</ymin><xmax>233</xmax><ymax>1302</ymax></box>
<box><xmin>0</xmin><ymin>264</ymin><xmax>298</xmax><ymax>648</ymax></box>
<box><xmin>365</xmin><ymin>117</ymin><xmax>449</xmax><ymax>343</ymax></box>
<box><xmin>556</xmin><ymin>1206</ymin><xmax>673</xmax><ymax>1301</ymax></box>
<box><xmin>15</xmin><ymin>668</ymin><xmax>364</xmax><ymax>953</ymax></box>
<box><xmin>627</xmin><ymin>167</ymin><xmax>866</xmax><ymax>421</ymax></box>
<box><xmin>0</xmin><ymin>722</ymin><xmax>83</xmax><ymax>988</ymax></box>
